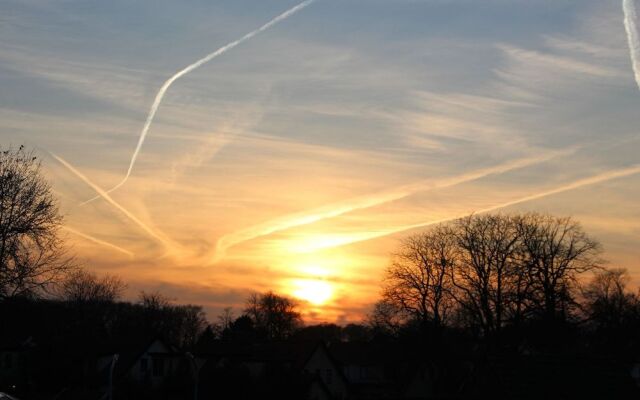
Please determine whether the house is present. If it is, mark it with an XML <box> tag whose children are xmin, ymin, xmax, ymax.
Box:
<box><xmin>327</xmin><ymin>342</ymin><xmax>433</xmax><ymax>400</ymax></box>
<box><xmin>195</xmin><ymin>341</ymin><xmax>338</xmax><ymax>400</ymax></box>
<box><xmin>92</xmin><ymin>338</ymin><xmax>190</xmax><ymax>399</ymax></box>
<box><xmin>303</xmin><ymin>343</ymin><xmax>349</xmax><ymax>399</ymax></box>
<box><xmin>114</xmin><ymin>339</ymin><xmax>181</xmax><ymax>385</ymax></box>
<box><xmin>194</xmin><ymin>340</ymin><xmax>438</xmax><ymax>400</ymax></box>
<box><xmin>473</xmin><ymin>355</ymin><xmax>640</xmax><ymax>400</ymax></box>
<box><xmin>0</xmin><ymin>337</ymin><xmax>33</xmax><ymax>397</ymax></box>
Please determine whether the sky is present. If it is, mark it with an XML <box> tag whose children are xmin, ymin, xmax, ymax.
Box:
<box><xmin>1</xmin><ymin>0</ymin><xmax>640</xmax><ymax>324</ymax></box>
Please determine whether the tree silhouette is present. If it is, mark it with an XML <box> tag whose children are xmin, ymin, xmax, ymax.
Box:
<box><xmin>245</xmin><ymin>291</ymin><xmax>302</xmax><ymax>340</ymax></box>
<box><xmin>516</xmin><ymin>213</ymin><xmax>601</xmax><ymax>324</ymax></box>
<box><xmin>583</xmin><ymin>268</ymin><xmax>639</xmax><ymax>332</ymax></box>
<box><xmin>135</xmin><ymin>290</ymin><xmax>207</xmax><ymax>348</ymax></box>
<box><xmin>368</xmin><ymin>300</ymin><xmax>408</xmax><ymax>337</ymax></box>
<box><xmin>0</xmin><ymin>146</ymin><xmax>73</xmax><ymax>299</ymax></box>
<box><xmin>383</xmin><ymin>225</ymin><xmax>456</xmax><ymax>329</ymax></box>
<box><xmin>58</xmin><ymin>269</ymin><xmax>126</xmax><ymax>303</ymax></box>
<box><xmin>452</xmin><ymin>214</ymin><xmax>522</xmax><ymax>338</ymax></box>
<box><xmin>382</xmin><ymin>213</ymin><xmax>602</xmax><ymax>340</ymax></box>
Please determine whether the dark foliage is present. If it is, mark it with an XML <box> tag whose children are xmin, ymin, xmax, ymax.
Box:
<box><xmin>0</xmin><ymin>146</ymin><xmax>74</xmax><ymax>299</ymax></box>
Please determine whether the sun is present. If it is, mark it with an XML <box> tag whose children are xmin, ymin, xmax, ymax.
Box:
<box><xmin>292</xmin><ymin>279</ymin><xmax>333</xmax><ymax>306</ymax></box>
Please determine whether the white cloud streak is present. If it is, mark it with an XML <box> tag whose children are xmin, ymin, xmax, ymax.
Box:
<box><xmin>62</xmin><ymin>226</ymin><xmax>134</xmax><ymax>258</ymax></box>
<box><xmin>211</xmin><ymin>148</ymin><xmax>575</xmax><ymax>262</ymax></box>
<box><xmin>51</xmin><ymin>153</ymin><xmax>176</xmax><ymax>251</ymax></box>
<box><xmin>623</xmin><ymin>0</ymin><xmax>640</xmax><ymax>90</ymax></box>
<box><xmin>301</xmin><ymin>164</ymin><xmax>640</xmax><ymax>252</ymax></box>
<box><xmin>82</xmin><ymin>0</ymin><xmax>316</xmax><ymax>205</ymax></box>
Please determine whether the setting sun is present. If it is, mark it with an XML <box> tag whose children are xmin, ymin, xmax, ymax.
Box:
<box><xmin>292</xmin><ymin>278</ymin><xmax>334</xmax><ymax>306</ymax></box>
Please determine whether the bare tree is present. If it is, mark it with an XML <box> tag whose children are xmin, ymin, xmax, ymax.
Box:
<box><xmin>138</xmin><ymin>290</ymin><xmax>173</xmax><ymax>310</ymax></box>
<box><xmin>583</xmin><ymin>268</ymin><xmax>637</xmax><ymax>330</ymax></box>
<box><xmin>516</xmin><ymin>213</ymin><xmax>601</xmax><ymax>323</ymax></box>
<box><xmin>383</xmin><ymin>225</ymin><xmax>457</xmax><ymax>328</ymax></box>
<box><xmin>245</xmin><ymin>291</ymin><xmax>302</xmax><ymax>340</ymax></box>
<box><xmin>218</xmin><ymin>307</ymin><xmax>234</xmax><ymax>331</ymax></box>
<box><xmin>211</xmin><ymin>307</ymin><xmax>235</xmax><ymax>338</ymax></box>
<box><xmin>137</xmin><ymin>290</ymin><xmax>207</xmax><ymax>348</ymax></box>
<box><xmin>59</xmin><ymin>269</ymin><xmax>126</xmax><ymax>303</ymax></box>
<box><xmin>381</xmin><ymin>213</ymin><xmax>602</xmax><ymax>338</ymax></box>
<box><xmin>0</xmin><ymin>146</ymin><xmax>73</xmax><ymax>298</ymax></box>
<box><xmin>175</xmin><ymin>304</ymin><xmax>208</xmax><ymax>349</ymax></box>
<box><xmin>452</xmin><ymin>214</ymin><xmax>521</xmax><ymax>337</ymax></box>
<box><xmin>368</xmin><ymin>300</ymin><xmax>409</xmax><ymax>337</ymax></box>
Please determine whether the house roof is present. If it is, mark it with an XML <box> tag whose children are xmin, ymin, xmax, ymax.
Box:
<box><xmin>475</xmin><ymin>355</ymin><xmax>640</xmax><ymax>399</ymax></box>
<box><xmin>96</xmin><ymin>337</ymin><xmax>181</xmax><ymax>382</ymax></box>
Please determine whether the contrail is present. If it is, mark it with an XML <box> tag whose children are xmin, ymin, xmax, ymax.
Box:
<box><xmin>82</xmin><ymin>0</ymin><xmax>316</xmax><ymax>205</ymax></box>
<box><xmin>292</xmin><ymin>164</ymin><xmax>640</xmax><ymax>252</ymax></box>
<box><xmin>63</xmin><ymin>226</ymin><xmax>134</xmax><ymax>258</ymax></box>
<box><xmin>624</xmin><ymin>0</ymin><xmax>640</xmax><ymax>90</ymax></box>
<box><xmin>168</xmin><ymin>99</ymin><xmax>268</xmax><ymax>187</ymax></box>
<box><xmin>210</xmin><ymin>147</ymin><xmax>576</xmax><ymax>262</ymax></box>
<box><xmin>51</xmin><ymin>153</ymin><xmax>175</xmax><ymax>250</ymax></box>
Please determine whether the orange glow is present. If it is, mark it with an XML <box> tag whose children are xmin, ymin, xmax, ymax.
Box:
<box><xmin>292</xmin><ymin>278</ymin><xmax>333</xmax><ymax>306</ymax></box>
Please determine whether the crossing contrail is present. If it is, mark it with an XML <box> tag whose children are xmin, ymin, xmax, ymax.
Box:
<box><xmin>63</xmin><ymin>226</ymin><xmax>134</xmax><ymax>258</ymax></box>
<box><xmin>51</xmin><ymin>153</ymin><xmax>175</xmax><ymax>250</ymax></box>
<box><xmin>210</xmin><ymin>147</ymin><xmax>576</xmax><ymax>262</ymax></box>
<box><xmin>624</xmin><ymin>0</ymin><xmax>640</xmax><ymax>90</ymax></box>
<box><xmin>82</xmin><ymin>0</ymin><xmax>316</xmax><ymax>205</ymax></box>
<box><xmin>289</xmin><ymin>164</ymin><xmax>640</xmax><ymax>252</ymax></box>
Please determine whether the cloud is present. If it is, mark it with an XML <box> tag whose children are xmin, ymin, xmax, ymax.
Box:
<box><xmin>211</xmin><ymin>147</ymin><xmax>574</xmax><ymax>262</ymax></box>
<box><xmin>82</xmin><ymin>0</ymin><xmax>316</xmax><ymax>204</ymax></box>
<box><xmin>623</xmin><ymin>0</ymin><xmax>640</xmax><ymax>89</ymax></box>
<box><xmin>62</xmin><ymin>226</ymin><xmax>134</xmax><ymax>258</ymax></box>
<box><xmin>50</xmin><ymin>153</ymin><xmax>177</xmax><ymax>253</ymax></box>
<box><xmin>498</xmin><ymin>44</ymin><xmax>623</xmax><ymax>78</ymax></box>
<box><xmin>297</xmin><ymin>163</ymin><xmax>640</xmax><ymax>252</ymax></box>
<box><xmin>0</xmin><ymin>43</ymin><xmax>150</xmax><ymax>110</ymax></box>
<box><xmin>166</xmin><ymin>98</ymin><xmax>268</xmax><ymax>186</ymax></box>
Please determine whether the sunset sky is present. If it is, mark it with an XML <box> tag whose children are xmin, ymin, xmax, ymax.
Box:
<box><xmin>2</xmin><ymin>0</ymin><xmax>640</xmax><ymax>323</ymax></box>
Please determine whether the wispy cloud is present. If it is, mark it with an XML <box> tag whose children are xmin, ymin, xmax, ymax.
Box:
<box><xmin>623</xmin><ymin>0</ymin><xmax>640</xmax><ymax>89</ymax></box>
<box><xmin>50</xmin><ymin>153</ymin><xmax>177</xmax><ymax>252</ymax></box>
<box><xmin>296</xmin><ymin>163</ymin><xmax>640</xmax><ymax>252</ymax></box>
<box><xmin>167</xmin><ymin>99</ymin><xmax>268</xmax><ymax>187</ymax></box>
<box><xmin>543</xmin><ymin>34</ymin><xmax>626</xmax><ymax>59</ymax></box>
<box><xmin>82</xmin><ymin>0</ymin><xmax>316</xmax><ymax>205</ymax></box>
<box><xmin>0</xmin><ymin>43</ymin><xmax>151</xmax><ymax>110</ymax></box>
<box><xmin>498</xmin><ymin>44</ymin><xmax>623</xmax><ymax>78</ymax></box>
<box><xmin>62</xmin><ymin>226</ymin><xmax>134</xmax><ymax>258</ymax></box>
<box><xmin>211</xmin><ymin>147</ymin><xmax>574</xmax><ymax>262</ymax></box>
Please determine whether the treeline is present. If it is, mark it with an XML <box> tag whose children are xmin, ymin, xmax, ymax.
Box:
<box><xmin>367</xmin><ymin>213</ymin><xmax>640</xmax><ymax>355</ymax></box>
<box><xmin>202</xmin><ymin>292</ymin><xmax>372</xmax><ymax>344</ymax></box>
<box><xmin>0</xmin><ymin>271</ymin><xmax>208</xmax><ymax>397</ymax></box>
<box><xmin>3</xmin><ymin>269</ymin><xmax>207</xmax><ymax>347</ymax></box>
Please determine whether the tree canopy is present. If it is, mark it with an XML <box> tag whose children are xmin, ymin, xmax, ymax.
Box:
<box><xmin>0</xmin><ymin>146</ymin><xmax>73</xmax><ymax>298</ymax></box>
<box><xmin>381</xmin><ymin>213</ymin><xmax>602</xmax><ymax>338</ymax></box>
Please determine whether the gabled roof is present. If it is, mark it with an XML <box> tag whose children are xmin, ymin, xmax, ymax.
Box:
<box><xmin>96</xmin><ymin>337</ymin><xmax>180</xmax><ymax>381</ymax></box>
<box><xmin>478</xmin><ymin>355</ymin><xmax>640</xmax><ymax>399</ymax></box>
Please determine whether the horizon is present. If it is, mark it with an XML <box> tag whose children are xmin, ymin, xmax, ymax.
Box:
<box><xmin>2</xmin><ymin>0</ymin><xmax>640</xmax><ymax>324</ymax></box>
